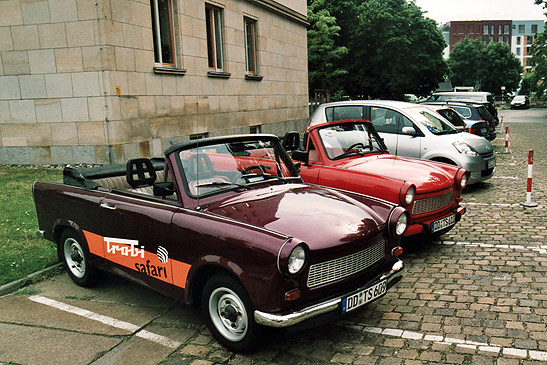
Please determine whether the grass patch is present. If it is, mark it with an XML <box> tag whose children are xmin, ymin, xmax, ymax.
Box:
<box><xmin>0</xmin><ymin>166</ymin><xmax>62</xmax><ymax>286</ymax></box>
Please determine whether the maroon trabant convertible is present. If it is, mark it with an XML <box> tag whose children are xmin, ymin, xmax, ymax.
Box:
<box><xmin>33</xmin><ymin>134</ymin><xmax>407</xmax><ymax>352</ymax></box>
<box><xmin>286</xmin><ymin>120</ymin><xmax>468</xmax><ymax>238</ymax></box>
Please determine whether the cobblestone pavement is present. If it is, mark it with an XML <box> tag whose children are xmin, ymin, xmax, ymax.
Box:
<box><xmin>0</xmin><ymin>109</ymin><xmax>545</xmax><ymax>364</ymax></box>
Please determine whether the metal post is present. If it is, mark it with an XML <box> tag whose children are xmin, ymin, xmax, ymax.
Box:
<box><xmin>521</xmin><ymin>149</ymin><xmax>538</xmax><ymax>207</ymax></box>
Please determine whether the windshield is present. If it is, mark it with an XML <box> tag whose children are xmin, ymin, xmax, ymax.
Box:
<box><xmin>407</xmin><ymin>108</ymin><xmax>459</xmax><ymax>135</ymax></box>
<box><xmin>436</xmin><ymin>108</ymin><xmax>466</xmax><ymax>128</ymax></box>
<box><xmin>317</xmin><ymin>122</ymin><xmax>387</xmax><ymax>160</ymax></box>
<box><xmin>178</xmin><ymin>138</ymin><xmax>297</xmax><ymax>197</ymax></box>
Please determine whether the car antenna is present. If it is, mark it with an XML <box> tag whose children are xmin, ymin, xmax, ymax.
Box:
<box><xmin>196</xmin><ymin>137</ymin><xmax>200</xmax><ymax>210</ymax></box>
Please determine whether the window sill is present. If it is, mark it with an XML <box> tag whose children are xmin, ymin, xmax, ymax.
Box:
<box><xmin>207</xmin><ymin>71</ymin><xmax>231</xmax><ymax>79</ymax></box>
<box><xmin>245</xmin><ymin>74</ymin><xmax>263</xmax><ymax>81</ymax></box>
<box><xmin>153</xmin><ymin>67</ymin><xmax>187</xmax><ymax>75</ymax></box>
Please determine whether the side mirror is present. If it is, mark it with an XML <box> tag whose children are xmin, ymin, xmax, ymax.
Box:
<box><xmin>153</xmin><ymin>181</ymin><xmax>175</xmax><ymax>197</ymax></box>
<box><xmin>291</xmin><ymin>150</ymin><xmax>309</xmax><ymax>164</ymax></box>
<box><xmin>401</xmin><ymin>126</ymin><xmax>417</xmax><ymax>136</ymax></box>
<box><xmin>282</xmin><ymin>131</ymin><xmax>301</xmax><ymax>151</ymax></box>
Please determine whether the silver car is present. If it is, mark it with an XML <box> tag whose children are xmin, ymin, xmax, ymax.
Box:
<box><xmin>309</xmin><ymin>100</ymin><xmax>496</xmax><ymax>185</ymax></box>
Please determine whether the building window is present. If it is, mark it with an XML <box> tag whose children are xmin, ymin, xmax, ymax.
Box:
<box><xmin>532</xmin><ymin>24</ymin><xmax>538</xmax><ymax>34</ymax></box>
<box><xmin>483</xmin><ymin>25</ymin><xmax>489</xmax><ymax>34</ymax></box>
<box><xmin>250</xmin><ymin>125</ymin><xmax>262</xmax><ymax>134</ymax></box>
<box><xmin>516</xmin><ymin>48</ymin><xmax>520</xmax><ymax>56</ymax></box>
<box><xmin>244</xmin><ymin>17</ymin><xmax>258</xmax><ymax>74</ymax></box>
<box><xmin>489</xmin><ymin>36</ymin><xmax>494</xmax><ymax>44</ymax></box>
<box><xmin>206</xmin><ymin>5</ymin><xmax>224</xmax><ymax>71</ymax></box>
<box><xmin>519</xmin><ymin>24</ymin><xmax>525</xmax><ymax>33</ymax></box>
<box><xmin>504</xmin><ymin>25</ymin><xmax>510</xmax><ymax>34</ymax></box>
<box><xmin>490</xmin><ymin>25</ymin><xmax>495</xmax><ymax>34</ymax></box>
<box><xmin>517</xmin><ymin>36</ymin><xmax>521</xmax><ymax>45</ymax></box>
<box><xmin>498</xmin><ymin>25</ymin><xmax>502</xmax><ymax>34</ymax></box>
<box><xmin>151</xmin><ymin>0</ymin><xmax>176</xmax><ymax>66</ymax></box>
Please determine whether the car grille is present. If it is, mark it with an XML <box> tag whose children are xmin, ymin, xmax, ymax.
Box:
<box><xmin>481</xmin><ymin>151</ymin><xmax>494</xmax><ymax>159</ymax></box>
<box><xmin>412</xmin><ymin>191</ymin><xmax>453</xmax><ymax>215</ymax></box>
<box><xmin>306</xmin><ymin>236</ymin><xmax>385</xmax><ymax>288</ymax></box>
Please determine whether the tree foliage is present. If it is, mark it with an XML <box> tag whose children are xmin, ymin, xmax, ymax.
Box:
<box><xmin>307</xmin><ymin>0</ymin><xmax>448</xmax><ymax>100</ymax></box>
<box><xmin>447</xmin><ymin>39</ymin><xmax>522</xmax><ymax>94</ymax></box>
<box><xmin>307</xmin><ymin>0</ymin><xmax>348</xmax><ymax>92</ymax></box>
<box><xmin>530</xmin><ymin>30</ymin><xmax>547</xmax><ymax>97</ymax></box>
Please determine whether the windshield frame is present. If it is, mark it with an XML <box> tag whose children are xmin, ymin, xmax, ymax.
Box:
<box><xmin>406</xmin><ymin>107</ymin><xmax>460</xmax><ymax>135</ymax></box>
<box><xmin>173</xmin><ymin>136</ymin><xmax>301</xmax><ymax>199</ymax></box>
<box><xmin>315</xmin><ymin>120</ymin><xmax>388</xmax><ymax>161</ymax></box>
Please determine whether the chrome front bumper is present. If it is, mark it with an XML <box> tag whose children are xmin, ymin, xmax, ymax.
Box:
<box><xmin>254</xmin><ymin>259</ymin><xmax>404</xmax><ymax>328</ymax></box>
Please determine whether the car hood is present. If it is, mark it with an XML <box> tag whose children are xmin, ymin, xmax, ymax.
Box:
<box><xmin>332</xmin><ymin>154</ymin><xmax>457</xmax><ymax>191</ymax></box>
<box><xmin>205</xmin><ymin>183</ymin><xmax>386</xmax><ymax>252</ymax></box>
<box><xmin>441</xmin><ymin>132</ymin><xmax>495</xmax><ymax>154</ymax></box>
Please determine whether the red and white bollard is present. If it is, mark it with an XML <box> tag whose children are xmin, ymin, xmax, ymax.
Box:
<box><xmin>521</xmin><ymin>149</ymin><xmax>538</xmax><ymax>207</ymax></box>
<box><xmin>505</xmin><ymin>127</ymin><xmax>510</xmax><ymax>154</ymax></box>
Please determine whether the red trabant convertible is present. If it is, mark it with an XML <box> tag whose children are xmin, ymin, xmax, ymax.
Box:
<box><xmin>288</xmin><ymin>120</ymin><xmax>468</xmax><ymax>238</ymax></box>
<box><xmin>33</xmin><ymin>134</ymin><xmax>407</xmax><ymax>352</ymax></box>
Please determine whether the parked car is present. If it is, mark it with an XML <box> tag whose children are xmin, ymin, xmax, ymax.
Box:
<box><xmin>284</xmin><ymin>119</ymin><xmax>468</xmax><ymax>239</ymax></box>
<box><xmin>422</xmin><ymin>101</ymin><xmax>496</xmax><ymax>141</ymax></box>
<box><xmin>427</xmin><ymin>91</ymin><xmax>499</xmax><ymax>126</ymax></box>
<box><xmin>423</xmin><ymin>103</ymin><xmax>490</xmax><ymax>140</ymax></box>
<box><xmin>309</xmin><ymin>100</ymin><xmax>496</xmax><ymax>185</ymax></box>
<box><xmin>33</xmin><ymin>134</ymin><xmax>407</xmax><ymax>352</ymax></box>
<box><xmin>510</xmin><ymin>95</ymin><xmax>530</xmax><ymax>109</ymax></box>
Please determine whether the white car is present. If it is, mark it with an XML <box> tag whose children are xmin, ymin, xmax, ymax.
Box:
<box><xmin>309</xmin><ymin>100</ymin><xmax>496</xmax><ymax>185</ymax></box>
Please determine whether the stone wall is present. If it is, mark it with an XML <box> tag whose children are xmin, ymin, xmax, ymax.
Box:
<box><xmin>0</xmin><ymin>0</ymin><xmax>308</xmax><ymax>164</ymax></box>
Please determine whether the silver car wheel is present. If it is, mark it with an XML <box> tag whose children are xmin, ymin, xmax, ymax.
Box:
<box><xmin>63</xmin><ymin>237</ymin><xmax>86</xmax><ymax>279</ymax></box>
<box><xmin>208</xmin><ymin>287</ymin><xmax>248</xmax><ymax>342</ymax></box>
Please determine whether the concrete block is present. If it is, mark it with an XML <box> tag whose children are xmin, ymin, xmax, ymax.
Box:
<box><xmin>134</xmin><ymin>49</ymin><xmax>154</xmax><ymax>72</ymax></box>
<box><xmin>2</xmin><ymin>137</ymin><xmax>27</xmax><ymax>147</ymax></box>
<box><xmin>106</xmin><ymin>71</ymin><xmax>128</xmax><ymax>96</ymax></box>
<box><xmin>50</xmin><ymin>145</ymin><xmax>75</xmax><ymax>163</ymax></box>
<box><xmin>61</xmin><ymin>97</ymin><xmax>89</xmax><ymax>122</ymax></box>
<box><xmin>36</xmin><ymin>99</ymin><xmax>63</xmax><ymax>123</ymax></box>
<box><xmin>119</xmin><ymin>96</ymin><xmax>139</xmax><ymax>119</ymax></box>
<box><xmin>2</xmin><ymin>51</ymin><xmax>30</xmax><ymax>75</ymax></box>
<box><xmin>115</xmin><ymin>47</ymin><xmax>136</xmax><ymax>71</ymax></box>
<box><xmin>20</xmin><ymin>1</ymin><xmax>49</xmax><ymax>24</ymax></box>
<box><xmin>110</xmin><ymin>0</ymin><xmax>131</xmax><ymax>23</ymax></box>
<box><xmin>73</xmin><ymin>144</ymin><xmax>97</xmax><ymax>163</ymax></box>
<box><xmin>51</xmin><ymin>122</ymin><xmax>78</xmax><ymax>144</ymax></box>
<box><xmin>19</xmin><ymin>75</ymin><xmax>47</xmax><ymax>99</ymax></box>
<box><xmin>37</xmin><ymin>23</ymin><xmax>67</xmax><ymax>48</ymax></box>
<box><xmin>88</xmin><ymin>96</ymin><xmax>106</xmax><ymax>122</ymax></box>
<box><xmin>145</xmin><ymin>73</ymin><xmax>163</xmax><ymax>95</ymax></box>
<box><xmin>130</xmin><ymin>1</ymin><xmax>150</xmax><ymax>28</ymax></box>
<box><xmin>100</xmin><ymin>19</ymin><xmax>124</xmax><ymax>47</ymax></box>
<box><xmin>155</xmin><ymin>95</ymin><xmax>171</xmax><ymax>116</ymax></box>
<box><xmin>76</xmin><ymin>0</ymin><xmax>99</xmax><ymax>21</ymax></box>
<box><xmin>0</xmin><ymin>101</ymin><xmax>9</xmax><ymax>123</ymax></box>
<box><xmin>107</xmin><ymin>119</ymin><xmax>132</xmax><ymax>144</ymax></box>
<box><xmin>49</xmin><ymin>0</ymin><xmax>78</xmax><ymax>23</ymax></box>
<box><xmin>11</xmin><ymin>25</ymin><xmax>40</xmax><ymax>50</ymax></box>
<box><xmin>71</xmin><ymin>71</ymin><xmax>101</xmax><ymax>97</ymax></box>
<box><xmin>28</xmin><ymin>49</ymin><xmax>56</xmax><ymax>74</ymax></box>
<box><xmin>138</xmin><ymin>96</ymin><xmax>156</xmax><ymax>117</ymax></box>
<box><xmin>0</xmin><ymin>76</ymin><xmax>21</xmax><ymax>100</ymax></box>
<box><xmin>161</xmin><ymin>75</ymin><xmax>177</xmax><ymax>95</ymax></box>
<box><xmin>3</xmin><ymin>123</ymin><xmax>51</xmax><ymax>146</ymax></box>
<box><xmin>66</xmin><ymin>20</ymin><xmax>96</xmax><ymax>47</ymax></box>
<box><xmin>5</xmin><ymin>146</ymin><xmax>31</xmax><ymax>163</ymax></box>
<box><xmin>82</xmin><ymin>45</ymin><xmax>115</xmax><ymax>71</ymax></box>
<box><xmin>77</xmin><ymin>121</ymin><xmax>106</xmax><ymax>144</ymax></box>
<box><xmin>170</xmin><ymin>95</ymin><xmax>185</xmax><ymax>115</ymax></box>
<box><xmin>123</xmin><ymin>23</ymin><xmax>143</xmax><ymax>49</ymax></box>
<box><xmin>94</xmin><ymin>144</ymin><xmax>111</xmax><ymax>164</ymax></box>
<box><xmin>55</xmin><ymin>48</ymin><xmax>84</xmax><ymax>72</ymax></box>
<box><xmin>0</xmin><ymin>27</ymin><xmax>14</xmax><ymax>51</ymax></box>
<box><xmin>123</xmin><ymin>142</ymin><xmax>139</xmax><ymax>160</ymax></box>
<box><xmin>127</xmin><ymin>72</ymin><xmax>146</xmax><ymax>95</ymax></box>
<box><xmin>9</xmin><ymin>100</ymin><xmax>36</xmax><ymax>123</ymax></box>
<box><xmin>1</xmin><ymin>1</ymin><xmax>23</xmax><ymax>26</ymax></box>
<box><xmin>45</xmin><ymin>73</ymin><xmax>74</xmax><ymax>98</ymax></box>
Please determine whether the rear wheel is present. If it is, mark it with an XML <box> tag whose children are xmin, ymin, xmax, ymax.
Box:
<box><xmin>201</xmin><ymin>274</ymin><xmax>260</xmax><ymax>352</ymax></box>
<box><xmin>59</xmin><ymin>229</ymin><xmax>96</xmax><ymax>287</ymax></box>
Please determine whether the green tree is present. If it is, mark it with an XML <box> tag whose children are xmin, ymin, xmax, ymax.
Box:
<box><xmin>307</xmin><ymin>0</ymin><xmax>448</xmax><ymax>100</ymax></box>
<box><xmin>307</xmin><ymin>0</ymin><xmax>348</xmax><ymax>93</ymax></box>
<box><xmin>530</xmin><ymin>30</ymin><xmax>547</xmax><ymax>97</ymax></box>
<box><xmin>481</xmin><ymin>42</ymin><xmax>523</xmax><ymax>95</ymax></box>
<box><xmin>447</xmin><ymin>38</ymin><xmax>484</xmax><ymax>88</ymax></box>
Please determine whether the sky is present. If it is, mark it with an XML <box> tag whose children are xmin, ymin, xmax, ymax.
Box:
<box><xmin>413</xmin><ymin>0</ymin><xmax>546</xmax><ymax>24</ymax></box>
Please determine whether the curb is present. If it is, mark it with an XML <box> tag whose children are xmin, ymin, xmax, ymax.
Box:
<box><xmin>0</xmin><ymin>263</ymin><xmax>63</xmax><ymax>297</ymax></box>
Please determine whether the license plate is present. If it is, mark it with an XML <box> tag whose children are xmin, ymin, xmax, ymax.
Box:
<box><xmin>342</xmin><ymin>280</ymin><xmax>387</xmax><ymax>314</ymax></box>
<box><xmin>487</xmin><ymin>159</ymin><xmax>495</xmax><ymax>169</ymax></box>
<box><xmin>431</xmin><ymin>214</ymin><xmax>455</xmax><ymax>233</ymax></box>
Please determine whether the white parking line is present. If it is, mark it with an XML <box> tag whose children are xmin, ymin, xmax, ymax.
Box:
<box><xmin>432</xmin><ymin>240</ymin><xmax>547</xmax><ymax>254</ymax></box>
<box><xmin>29</xmin><ymin>295</ymin><xmax>181</xmax><ymax>349</ymax></box>
<box><xmin>339</xmin><ymin>323</ymin><xmax>547</xmax><ymax>361</ymax></box>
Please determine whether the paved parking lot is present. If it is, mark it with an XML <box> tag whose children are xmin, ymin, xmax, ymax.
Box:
<box><xmin>0</xmin><ymin>108</ymin><xmax>545</xmax><ymax>364</ymax></box>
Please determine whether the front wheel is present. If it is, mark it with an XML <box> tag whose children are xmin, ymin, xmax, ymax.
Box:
<box><xmin>201</xmin><ymin>274</ymin><xmax>260</xmax><ymax>352</ymax></box>
<box><xmin>58</xmin><ymin>229</ymin><xmax>96</xmax><ymax>287</ymax></box>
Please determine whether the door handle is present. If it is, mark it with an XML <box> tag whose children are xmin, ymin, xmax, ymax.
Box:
<box><xmin>100</xmin><ymin>203</ymin><xmax>117</xmax><ymax>210</ymax></box>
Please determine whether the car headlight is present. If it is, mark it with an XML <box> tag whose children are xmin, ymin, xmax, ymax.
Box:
<box><xmin>405</xmin><ymin>186</ymin><xmax>415</xmax><ymax>205</ymax></box>
<box><xmin>388</xmin><ymin>207</ymin><xmax>409</xmax><ymax>237</ymax></box>
<box><xmin>288</xmin><ymin>245</ymin><xmax>306</xmax><ymax>275</ymax></box>
<box><xmin>395</xmin><ymin>213</ymin><xmax>408</xmax><ymax>236</ymax></box>
<box><xmin>460</xmin><ymin>172</ymin><xmax>468</xmax><ymax>189</ymax></box>
<box><xmin>452</xmin><ymin>141</ymin><xmax>479</xmax><ymax>156</ymax></box>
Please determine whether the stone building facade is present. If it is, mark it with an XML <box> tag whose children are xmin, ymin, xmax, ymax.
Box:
<box><xmin>0</xmin><ymin>0</ymin><xmax>308</xmax><ymax>164</ymax></box>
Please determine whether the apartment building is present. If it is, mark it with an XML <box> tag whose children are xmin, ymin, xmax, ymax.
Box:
<box><xmin>0</xmin><ymin>0</ymin><xmax>308</xmax><ymax>164</ymax></box>
<box><xmin>512</xmin><ymin>20</ymin><xmax>545</xmax><ymax>73</ymax></box>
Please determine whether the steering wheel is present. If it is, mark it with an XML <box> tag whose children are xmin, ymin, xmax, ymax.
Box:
<box><xmin>346</xmin><ymin>142</ymin><xmax>370</xmax><ymax>151</ymax></box>
<box><xmin>240</xmin><ymin>165</ymin><xmax>271</xmax><ymax>174</ymax></box>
